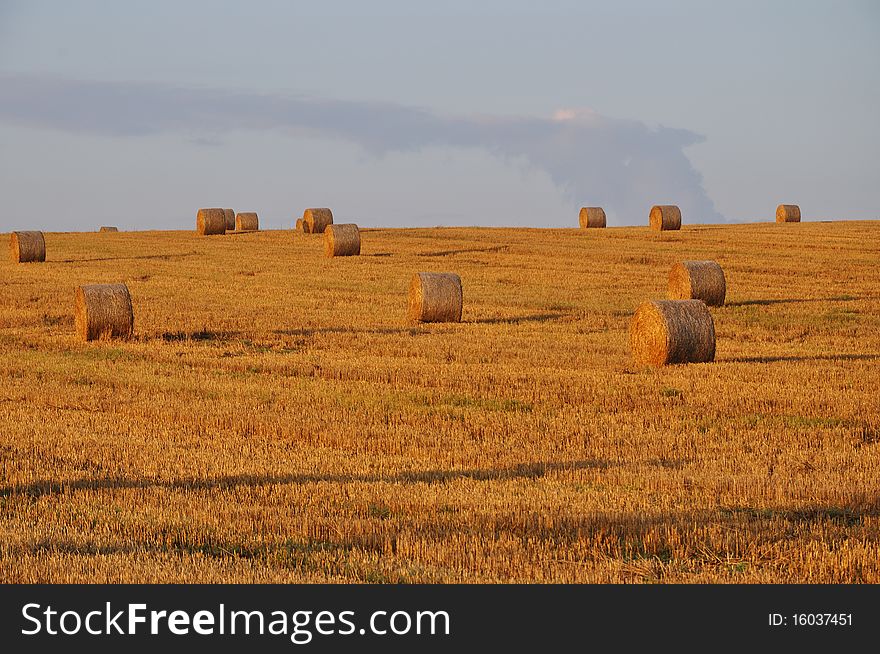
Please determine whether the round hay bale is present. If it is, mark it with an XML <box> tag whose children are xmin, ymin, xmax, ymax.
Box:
<box><xmin>579</xmin><ymin>207</ymin><xmax>606</xmax><ymax>228</ymax></box>
<box><xmin>776</xmin><ymin>204</ymin><xmax>801</xmax><ymax>223</ymax></box>
<box><xmin>324</xmin><ymin>224</ymin><xmax>361</xmax><ymax>257</ymax></box>
<box><xmin>649</xmin><ymin>205</ymin><xmax>682</xmax><ymax>231</ymax></box>
<box><xmin>409</xmin><ymin>272</ymin><xmax>463</xmax><ymax>323</ymax></box>
<box><xmin>75</xmin><ymin>283</ymin><xmax>134</xmax><ymax>341</ymax></box>
<box><xmin>296</xmin><ymin>218</ymin><xmax>307</xmax><ymax>233</ymax></box>
<box><xmin>223</xmin><ymin>208</ymin><xmax>235</xmax><ymax>231</ymax></box>
<box><xmin>303</xmin><ymin>208</ymin><xmax>333</xmax><ymax>235</ymax></box>
<box><xmin>10</xmin><ymin>231</ymin><xmax>46</xmax><ymax>263</ymax></box>
<box><xmin>99</xmin><ymin>226</ymin><xmax>119</xmax><ymax>233</ymax></box>
<box><xmin>630</xmin><ymin>299</ymin><xmax>715</xmax><ymax>366</ymax></box>
<box><xmin>668</xmin><ymin>261</ymin><xmax>726</xmax><ymax>306</ymax></box>
<box><xmin>235</xmin><ymin>212</ymin><xmax>259</xmax><ymax>231</ymax></box>
<box><xmin>196</xmin><ymin>208</ymin><xmax>226</xmax><ymax>235</ymax></box>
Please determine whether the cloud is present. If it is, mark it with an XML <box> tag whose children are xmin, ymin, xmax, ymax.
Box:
<box><xmin>0</xmin><ymin>74</ymin><xmax>724</xmax><ymax>224</ymax></box>
<box><xmin>552</xmin><ymin>109</ymin><xmax>579</xmax><ymax>121</ymax></box>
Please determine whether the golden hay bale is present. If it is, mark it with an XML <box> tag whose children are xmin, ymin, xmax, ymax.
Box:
<box><xmin>776</xmin><ymin>204</ymin><xmax>801</xmax><ymax>223</ymax></box>
<box><xmin>99</xmin><ymin>226</ymin><xmax>119</xmax><ymax>232</ymax></box>
<box><xmin>224</xmin><ymin>208</ymin><xmax>236</xmax><ymax>231</ymax></box>
<box><xmin>630</xmin><ymin>299</ymin><xmax>715</xmax><ymax>366</ymax></box>
<box><xmin>324</xmin><ymin>224</ymin><xmax>361</xmax><ymax>257</ymax></box>
<box><xmin>303</xmin><ymin>208</ymin><xmax>333</xmax><ymax>234</ymax></box>
<box><xmin>668</xmin><ymin>261</ymin><xmax>726</xmax><ymax>306</ymax></box>
<box><xmin>75</xmin><ymin>283</ymin><xmax>134</xmax><ymax>341</ymax></box>
<box><xmin>9</xmin><ymin>231</ymin><xmax>46</xmax><ymax>263</ymax></box>
<box><xmin>196</xmin><ymin>208</ymin><xmax>226</xmax><ymax>235</ymax></box>
<box><xmin>409</xmin><ymin>272</ymin><xmax>463</xmax><ymax>323</ymax></box>
<box><xmin>235</xmin><ymin>212</ymin><xmax>259</xmax><ymax>231</ymax></box>
<box><xmin>296</xmin><ymin>218</ymin><xmax>306</xmax><ymax>233</ymax></box>
<box><xmin>579</xmin><ymin>207</ymin><xmax>606</xmax><ymax>228</ymax></box>
<box><xmin>649</xmin><ymin>205</ymin><xmax>682</xmax><ymax>231</ymax></box>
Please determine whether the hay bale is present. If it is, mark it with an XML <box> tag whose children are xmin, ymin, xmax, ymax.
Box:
<box><xmin>99</xmin><ymin>226</ymin><xmax>119</xmax><ymax>233</ymax></box>
<box><xmin>196</xmin><ymin>208</ymin><xmax>226</xmax><ymax>235</ymax></box>
<box><xmin>324</xmin><ymin>224</ymin><xmax>361</xmax><ymax>257</ymax></box>
<box><xmin>776</xmin><ymin>204</ymin><xmax>801</xmax><ymax>223</ymax></box>
<box><xmin>668</xmin><ymin>261</ymin><xmax>726</xmax><ymax>306</ymax></box>
<box><xmin>649</xmin><ymin>205</ymin><xmax>682</xmax><ymax>231</ymax></box>
<box><xmin>303</xmin><ymin>208</ymin><xmax>333</xmax><ymax>235</ymax></box>
<box><xmin>409</xmin><ymin>272</ymin><xmax>463</xmax><ymax>323</ymax></box>
<box><xmin>235</xmin><ymin>212</ymin><xmax>259</xmax><ymax>231</ymax></box>
<box><xmin>9</xmin><ymin>231</ymin><xmax>46</xmax><ymax>263</ymax></box>
<box><xmin>579</xmin><ymin>207</ymin><xmax>606</xmax><ymax>228</ymax></box>
<box><xmin>75</xmin><ymin>283</ymin><xmax>134</xmax><ymax>341</ymax></box>
<box><xmin>630</xmin><ymin>299</ymin><xmax>715</xmax><ymax>366</ymax></box>
<box><xmin>224</xmin><ymin>208</ymin><xmax>235</xmax><ymax>231</ymax></box>
<box><xmin>296</xmin><ymin>218</ymin><xmax>308</xmax><ymax>233</ymax></box>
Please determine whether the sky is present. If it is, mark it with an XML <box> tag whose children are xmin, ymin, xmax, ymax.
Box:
<box><xmin>0</xmin><ymin>0</ymin><xmax>878</xmax><ymax>231</ymax></box>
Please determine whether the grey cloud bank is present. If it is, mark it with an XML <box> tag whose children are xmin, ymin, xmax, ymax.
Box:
<box><xmin>0</xmin><ymin>74</ymin><xmax>724</xmax><ymax>225</ymax></box>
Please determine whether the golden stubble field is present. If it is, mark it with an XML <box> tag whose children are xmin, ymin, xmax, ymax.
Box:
<box><xmin>1</xmin><ymin>221</ymin><xmax>879</xmax><ymax>583</ymax></box>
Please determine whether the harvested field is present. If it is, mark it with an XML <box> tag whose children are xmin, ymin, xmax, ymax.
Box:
<box><xmin>0</xmin><ymin>221</ymin><xmax>878</xmax><ymax>583</ymax></box>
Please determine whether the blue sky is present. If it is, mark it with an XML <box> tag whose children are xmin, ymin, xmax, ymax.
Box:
<box><xmin>1</xmin><ymin>0</ymin><xmax>878</xmax><ymax>230</ymax></box>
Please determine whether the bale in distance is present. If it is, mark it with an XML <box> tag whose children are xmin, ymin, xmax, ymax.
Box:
<box><xmin>99</xmin><ymin>226</ymin><xmax>119</xmax><ymax>233</ymax></box>
<box><xmin>235</xmin><ymin>212</ymin><xmax>259</xmax><ymax>231</ymax></box>
<box><xmin>75</xmin><ymin>283</ymin><xmax>134</xmax><ymax>341</ymax></box>
<box><xmin>776</xmin><ymin>204</ymin><xmax>801</xmax><ymax>223</ymax></box>
<box><xmin>9</xmin><ymin>231</ymin><xmax>46</xmax><ymax>263</ymax></box>
<box><xmin>296</xmin><ymin>218</ymin><xmax>309</xmax><ymax>233</ymax></box>
<box><xmin>649</xmin><ymin>205</ymin><xmax>682</xmax><ymax>231</ymax></box>
<box><xmin>579</xmin><ymin>207</ymin><xmax>606</xmax><ymax>228</ymax></box>
<box><xmin>409</xmin><ymin>272</ymin><xmax>463</xmax><ymax>323</ymax></box>
<box><xmin>630</xmin><ymin>299</ymin><xmax>715</xmax><ymax>366</ymax></box>
<box><xmin>324</xmin><ymin>224</ymin><xmax>361</xmax><ymax>257</ymax></box>
<box><xmin>196</xmin><ymin>208</ymin><xmax>226</xmax><ymax>235</ymax></box>
<box><xmin>303</xmin><ymin>208</ymin><xmax>333</xmax><ymax>235</ymax></box>
<box><xmin>668</xmin><ymin>261</ymin><xmax>726</xmax><ymax>306</ymax></box>
<box><xmin>224</xmin><ymin>208</ymin><xmax>236</xmax><ymax>231</ymax></box>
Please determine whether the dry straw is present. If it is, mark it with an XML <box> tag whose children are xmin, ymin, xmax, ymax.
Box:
<box><xmin>649</xmin><ymin>205</ymin><xmax>682</xmax><ymax>231</ymax></box>
<box><xmin>579</xmin><ymin>207</ymin><xmax>606</xmax><ymax>228</ymax></box>
<box><xmin>303</xmin><ymin>208</ymin><xmax>333</xmax><ymax>234</ymax></box>
<box><xmin>776</xmin><ymin>204</ymin><xmax>801</xmax><ymax>223</ymax></box>
<box><xmin>630</xmin><ymin>299</ymin><xmax>715</xmax><ymax>366</ymax></box>
<box><xmin>224</xmin><ymin>208</ymin><xmax>236</xmax><ymax>231</ymax></box>
<box><xmin>296</xmin><ymin>218</ymin><xmax>309</xmax><ymax>233</ymax></box>
<box><xmin>324</xmin><ymin>224</ymin><xmax>361</xmax><ymax>257</ymax></box>
<box><xmin>75</xmin><ymin>283</ymin><xmax>134</xmax><ymax>341</ymax></box>
<box><xmin>196</xmin><ymin>208</ymin><xmax>226</xmax><ymax>235</ymax></box>
<box><xmin>99</xmin><ymin>226</ymin><xmax>119</xmax><ymax>233</ymax></box>
<box><xmin>235</xmin><ymin>212</ymin><xmax>259</xmax><ymax>231</ymax></box>
<box><xmin>409</xmin><ymin>272</ymin><xmax>463</xmax><ymax>323</ymax></box>
<box><xmin>668</xmin><ymin>261</ymin><xmax>726</xmax><ymax>306</ymax></box>
<box><xmin>9</xmin><ymin>231</ymin><xmax>46</xmax><ymax>263</ymax></box>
